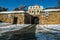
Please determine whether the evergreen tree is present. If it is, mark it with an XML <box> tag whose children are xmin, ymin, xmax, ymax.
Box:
<box><xmin>14</xmin><ymin>5</ymin><xmax>27</xmax><ymax>11</ymax></box>
<box><xmin>0</xmin><ymin>6</ymin><xmax>8</xmax><ymax>12</ymax></box>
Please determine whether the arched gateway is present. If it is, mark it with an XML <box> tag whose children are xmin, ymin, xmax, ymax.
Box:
<box><xmin>32</xmin><ymin>17</ymin><xmax>39</xmax><ymax>24</ymax></box>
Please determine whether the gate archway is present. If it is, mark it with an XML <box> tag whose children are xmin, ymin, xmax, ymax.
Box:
<box><xmin>32</xmin><ymin>17</ymin><xmax>39</xmax><ymax>24</ymax></box>
<box><xmin>0</xmin><ymin>20</ymin><xmax>3</xmax><ymax>23</ymax></box>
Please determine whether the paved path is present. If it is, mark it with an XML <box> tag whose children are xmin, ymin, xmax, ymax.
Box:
<box><xmin>35</xmin><ymin>25</ymin><xmax>60</xmax><ymax>40</ymax></box>
<box><xmin>0</xmin><ymin>24</ymin><xmax>36</xmax><ymax>40</ymax></box>
<box><xmin>0</xmin><ymin>24</ymin><xmax>60</xmax><ymax>40</ymax></box>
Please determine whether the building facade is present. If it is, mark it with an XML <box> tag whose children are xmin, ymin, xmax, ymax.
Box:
<box><xmin>27</xmin><ymin>4</ymin><xmax>43</xmax><ymax>15</ymax></box>
<box><xmin>0</xmin><ymin>5</ymin><xmax>60</xmax><ymax>24</ymax></box>
<box><xmin>0</xmin><ymin>11</ymin><xmax>25</xmax><ymax>24</ymax></box>
<box><xmin>27</xmin><ymin>5</ymin><xmax>60</xmax><ymax>24</ymax></box>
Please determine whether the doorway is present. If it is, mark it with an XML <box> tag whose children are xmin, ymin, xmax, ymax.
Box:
<box><xmin>0</xmin><ymin>20</ymin><xmax>3</xmax><ymax>23</ymax></box>
<box><xmin>13</xmin><ymin>17</ymin><xmax>18</xmax><ymax>24</ymax></box>
<box><xmin>32</xmin><ymin>17</ymin><xmax>39</xmax><ymax>24</ymax></box>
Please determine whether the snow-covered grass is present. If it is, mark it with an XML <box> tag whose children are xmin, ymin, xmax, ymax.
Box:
<box><xmin>0</xmin><ymin>24</ymin><xmax>31</xmax><ymax>33</ymax></box>
<box><xmin>36</xmin><ymin>24</ymin><xmax>60</xmax><ymax>33</ymax></box>
<box><xmin>0</xmin><ymin>23</ymin><xmax>60</xmax><ymax>33</ymax></box>
<box><xmin>40</xmin><ymin>24</ymin><xmax>60</xmax><ymax>30</ymax></box>
<box><xmin>0</xmin><ymin>23</ymin><xmax>11</xmax><ymax>27</ymax></box>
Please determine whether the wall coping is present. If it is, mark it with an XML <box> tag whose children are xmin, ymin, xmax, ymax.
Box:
<box><xmin>0</xmin><ymin>11</ymin><xmax>25</xmax><ymax>14</ymax></box>
<box><xmin>0</xmin><ymin>9</ymin><xmax>60</xmax><ymax>14</ymax></box>
<box><xmin>43</xmin><ymin>9</ymin><xmax>60</xmax><ymax>12</ymax></box>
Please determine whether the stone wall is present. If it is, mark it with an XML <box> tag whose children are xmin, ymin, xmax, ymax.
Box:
<box><xmin>0</xmin><ymin>13</ymin><xmax>25</xmax><ymax>24</ymax></box>
<box><xmin>11</xmin><ymin>13</ymin><xmax>25</xmax><ymax>24</ymax></box>
<box><xmin>0</xmin><ymin>14</ymin><xmax>8</xmax><ymax>23</ymax></box>
<box><xmin>40</xmin><ymin>11</ymin><xmax>60</xmax><ymax>24</ymax></box>
<box><xmin>0</xmin><ymin>11</ymin><xmax>60</xmax><ymax>24</ymax></box>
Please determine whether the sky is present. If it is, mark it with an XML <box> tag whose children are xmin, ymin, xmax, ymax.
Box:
<box><xmin>0</xmin><ymin>0</ymin><xmax>57</xmax><ymax>10</ymax></box>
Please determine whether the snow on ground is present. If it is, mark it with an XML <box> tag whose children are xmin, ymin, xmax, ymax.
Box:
<box><xmin>44</xmin><ymin>24</ymin><xmax>60</xmax><ymax>30</ymax></box>
<box><xmin>0</xmin><ymin>23</ymin><xmax>60</xmax><ymax>33</ymax></box>
<box><xmin>36</xmin><ymin>25</ymin><xmax>60</xmax><ymax>40</ymax></box>
<box><xmin>36</xmin><ymin>24</ymin><xmax>60</xmax><ymax>33</ymax></box>
<box><xmin>0</xmin><ymin>23</ymin><xmax>11</xmax><ymax>25</ymax></box>
<box><xmin>0</xmin><ymin>24</ymin><xmax>31</xmax><ymax>33</ymax></box>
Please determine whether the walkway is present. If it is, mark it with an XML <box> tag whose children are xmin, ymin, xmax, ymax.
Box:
<box><xmin>0</xmin><ymin>24</ymin><xmax>36</xmax><ymax>40</ymax></box>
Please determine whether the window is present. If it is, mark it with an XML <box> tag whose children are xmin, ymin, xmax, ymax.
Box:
<box><xmin>34</xmin><ymin>12</ymin><xmax>35</xmax><ymax>14</ymax></box>
<box><xmin>37</xmin><ymin>10</ymin><xmax>39</xmax><ymax>13</ymax></box>
<box><xmin>32</xmin><ymin>11</ymin><xmax>34</xmax><ymax>13</ymax></box>
<box><xmin>36</xmin><ymin>7</ymin><xmax>37</xmax><ymax>9</ymax></box>
<box><xmin>29</xmin><ymin>11</ymin><xmax>31</xmax><ymax>13</ymax></box>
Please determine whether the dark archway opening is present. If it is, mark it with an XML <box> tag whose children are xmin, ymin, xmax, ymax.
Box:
<box><xmin>31</xmin><ymin>17</ymin><xmax>39</xmax><ymax>24</ymax></box>
<box><xmin>13</xmin><ymin>17</ymin><xmax>18</xmax><ymax>24</ymax></box>
<box><xmin>0</xmin><ymin>20</ymin><xmax>3</xmax><ymax>23</ymax></box>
